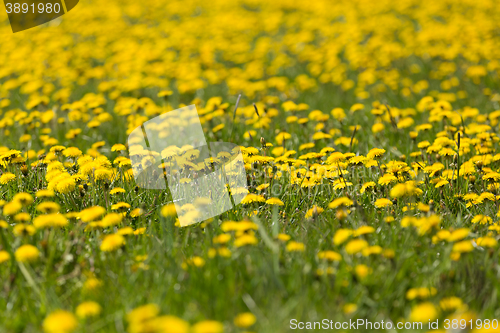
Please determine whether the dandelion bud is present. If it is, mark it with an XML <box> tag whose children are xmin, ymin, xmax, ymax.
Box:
<box><xmin>260</xmin><ymin>137</ymin><xmax>266</xmax><ymax>147</ymax></box>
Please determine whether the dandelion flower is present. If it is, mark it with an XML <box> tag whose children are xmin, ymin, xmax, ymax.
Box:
<box><xmin>36</xmin><ymin>202</ymin><xmax>61</xmax><ymax>214</ymax></box>
<box><xmin>13</xmin><ymin>224</ymin><xmax>36</xmax><ymax>236</ymax></box>
<box><xmin>448</xmin><ymin>228</ymin><xmax>470</xmax><ymax>242</ymax></box>
<box><xmin>305</xmin><ymin>205</ymin><xmax>324</xmax><ymax>218</ymax></box>
<box><xmin>152</xmin><ymin>316</ymin><xmax>190</xmax><ymax>333</ymax></box>
<box><xmin>110</xmin><ymin>187</ymin><xmax>126</xmax><ymax>195</ymax></box>
<box><xmin>317</xmin><ymin>250</ymin><xmax>342</xmax><ymax>261</ymax></box>
<box><xmin>241</xmin><ymin>194</ymin><xmax>266</xmax><ymax>204</ymax></box>
<box><xmin>333</xmin><ymin>229</ymin><xmax>353</xmax><ymax>245</ymax></box>
<box><xmin>452</xmin><ymin>240</ymin><xmax>474</xmax><ymax>253</ymax></box>
<box><xmin>276</xmin><ymin>233</ymin><xmax>291</xmax><ymax>242</ymax></box>
<box><xmin>13</xmin><ymin>192</ymin><xmax>33</xmax><ymax>206</ymax></box>
<box><xmin>111</xmin><ymin>144</ymin><xmax>127</xmax><ymax>152</ymax></box>
<box><xmin>56</xmin><ymin>177</ymin><xmax>76</xmax><ymax>194</ymax></box>
<box><xmin>409</xmin><ymin>302</ymin><xmax>439</xmax><ymax>322</ymax></box>
<box><xmin>343</xmin><ymin>303</ymin><xmax>357</xmax><ymax>314</ymax></box>
<box><xmin>367</xmin><ymin>148</ymin><xmax>386</xmax><ymax>159</ymax></box>
<box><xmin>234</xmin><ymin>312</ymin><xmax>256</xmax><ymax>328</ymax></box>
<box><xmin>345</xmin><ymin>239</ymin><xmax>368</xmax><ymax>254</ymax></box>
<box><xmin>354</xmin><ymin>264</ymin><xmax>372</xmax><ymax>279</ymax></box>
<box><xmin>192</xmin><ymin>320</ymin><xmax>224</xmax><ymax>333</ymax></box>
<box><xmin>0</xmin><ymin>250</ymin><xmax>10</xmax><ymax>264</ymax></box>
<box><xmin>63</xmin><ymin>147</ymin><xmax>82</xmax><ymax>158</ymax></box>
<box><xmin>83</xmin><ymin>277</ymin><xmax>103</xmax><ymax>291</ymax></box>
<box><xmin>286</xmin><ymin>241</ymin><xmax>305</xmax><ymax>252</ymax></box>
<box><xmin>100</xmin><ymin>234</ymin><xmax>125</xmax><ymax>252</ymax></box>
<box><xmin>130</xmin><ymin>208</ymin><xmax>143</xmax><ymax>217</ymax></box>
<box><xmin>265</xmin><ymin>197</ymin><xmax>284</xmax><ymax>206</ymax></box>
<box><xmin>374</xmin><ymin>198</ymin><xmax>393</xmax><ymax>208</ymax></box>
<box><xmin>33</xmin><ymin>214</ymin><xmax>68</xmax><ymax>229</ymax></box>
<box><xmin>43</xmin><ymin>310</ymin><xmax>78</xmax><ymax>333</ymax></box>
<box><xmin>127</xmin><ymin>304</ymin><xmax>160</xmax><ymax>325</ymax></box>
<box><xmin>80</xmin><ymin>206</ymin><xmax>106</xmax><ymax>222</ymax></box>
<box><xmin>101</xmin><ymin>213</ymin><xmax>123</xmax><ymax>227</ymax></box>
<box><xmin>329</xmin><ymin>197</ymin><xmax>353</xmax><ymax>209</ymax></box>
<box><xmin>15</xmin><ymin>244</ymin><xmax>40</xmax><ymax>263</ymax></box>
<box><xmin>36</xmin><ymin>189</ymin><xmax>55</xmax><ymax>198</ymax></box>
<box><xmin>76</xmin><ymin>301</ymin><xmax>102</xmax><ymax>319</ymax></box>
<box><xmin>0</xmin><ymin>172</ymin><xmax>16</xmax><ymax>185</ymax></box>
<box><xmin>353</xmin><ymin>226</ymin><xmax>375</xmax><ymax>236</ymax></box>
<box><xmin>3</xmin><ymin>201</ymin><xmax>22</xmax><ymax>216</ymax></box>
<box><xmin>14</xmin><ymin>212</ymin><xmax>30</xmax><ymax>222</ymax></box>
<box><xmin>161</xmin><ymin>203</ymin><xmax>177</xmax><ymax>217</ymax></box>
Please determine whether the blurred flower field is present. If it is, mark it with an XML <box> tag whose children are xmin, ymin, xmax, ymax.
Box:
<box><xmin>1</xmin><ymin>0</ymin><xmax>500</xmax><ymax>332</ymax></box>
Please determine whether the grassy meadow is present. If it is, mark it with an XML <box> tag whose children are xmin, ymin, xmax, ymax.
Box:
<box><xmin>1</xmin><ymin>0</ymin><xmax>500</xmax><ymax>332</ymax></box>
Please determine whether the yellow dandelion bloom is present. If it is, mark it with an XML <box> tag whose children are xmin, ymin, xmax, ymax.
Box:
<box><xmin>452</xmin><ymin>240</ymin><xmax>474</xmax><ymax>253</ymax></box>
<box><xmin>161</xmin><ymin>203</ymin><xmax>177</xmax><ymax>217</ymax></box>
<box><xmin>0</xmin><ymin>250</ymin><xmax>10</xmax><ymax>264</ymax></box>
<box><xmin>409</xmin><ymin>302</ymin><xmax>439</xmax><ymax>322</ymax></box>
<box><xmin>13</xmin><ymin>192</ymin><xmax>33</xmax><ymax>206</ymax></box>
<box><xmin>36</xmin><ymin>189</ymin><xmax>55</xmax><ymax>198</ymax></box>
<box><xmin>100</xmin><ymin>234</ymin><xmax>126</xmax><ymax>252</ymax></box>
<box><xmin>367</xmin><ymin>148</ymin><xmax>386</xmax><ymax>159</ymax></box>
<box><xmin>15</xmin><ymin>244</ymin><xmax>40</xmax><ymax>263</ymax></box>
<box><xmin>63</xmin><ymin>147</ymin><xmax>82</xmax><ymax>158</ymax></box>
<box><xmin>110</xmin><ymin>187</ymin><xmax>126</xmax><ymax>195</ymax></box>
<box><xmin>233</xmin><ymin>312</ymin><xmax>256</xmax><ymax>328</ymax></box>
<box><xmin>0</xmin><ymin>172</ymin><xmax>16</xmax><ymax>185</ymax></box>
<box><xmin>374</xmin><ymin>198</ymin><xmax>393</xmax><ymax>208</ymax></box>
<box><xmin>3</xmin><ymin>201</ymin><xmax>22</xmax><ymax>216</ymax></box>
<box><xmin>305</xmin><ymin>205</ymin><xmax>324</xmax><ymax>218</ymax></box>
<box><xmin>192</xmin><ymin>320</ymin><xmax>224</xmax><ymax>333</ymax></box>
<box><xmin>286</xmin><ymin>241</ymin><xmax>305</xmax><ymax>252</ymax></box>
<box><xmin>328</xmin><ymin>197</ymin><xmax>353</xmax><ymax>209</ymax></box>
<box><xmin>152</xmin><ymin>315</ymin><xmax>190</xmax><ymax>333</ymax></box>
<box><xmin>317</xmin><ymin>250</ymin><xmax>342</xmax><ymax>261</ymax></box>
<box><xmin>354</xmin><ymin>264</ymin><xmax>372</xmax><ymax>279</ymax></box>
<box><xmin>127</xmin><ymin>304</ymin><xmax>160</xmax><ymax>325</ymax></box>
<box><xmin>80</xmin><ymin>206</ymin><xmax>106</xmax><ymax>222</ymax></box>
<box><xmin>353</xmin><ymin>226</ymin><xmax>375</xmax><ymax>237</ymax></box>
<box><xmin>76</xmin><ymin>301</ymin><xmax>102</xmax><ymax>319</ymax></box>
<box><xmin>333</xmin><ymin>229</ymin><xmax>353</xmax><ymax>246</ymax></box>
<box><xmin>43</xmin><ymin>310</ymin><xmax>78</xmax><ymax>333</ymax></box>
<box><xmin>475</xmin><ymin>237</ymin><xmax>497</xmax><ymax>247</ymax></box>
<box><xmin>33</xmin><ymin>214</ymin><xmax>68</xmax><ymax>229</ymax></box>
<box><xmin>448</xmin><ymin>228</ymin><xmax>470</xmax><ymax>242</ymax></box>
<box><xmin>234</xmin><ymin>234</ymin><xmax>258</xmax><ymax>247</ymax></box>
<box><xmin>111</xmin><ymin>144</ymin><xmax>127</xmax><ymax>152</ymax></box>
<box><xmin>36</xmin><ymin>202</ymin><xmax>61</xmax><ymax>214</ymax></box>
<box><xmin>345</xmin><ymin>239</ymin><xmax>368</xmax><ymax>254</ymax></box>
<box><xmin>276</xmin><ymin>233</ymin><xmax>291</xmax><ymax>242</ymax></box>
<box><xmin>265</xmin><ymin>197</ymin><xmax>284</xmax><ymax>206</ymax></box>
<box><xmin>101</xmin><ymin>213</ymin><xmax>123</xmax><ymax>227</ymax></box>
<box><xmin>241</xmin><ymin>194</ymin><xmax>266</xmax><ymax>204</ymax></box>
<box><xmin>13</xmin><ymin>224</ymin><xmax>36</xmax><ymax>237</ymax></box>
